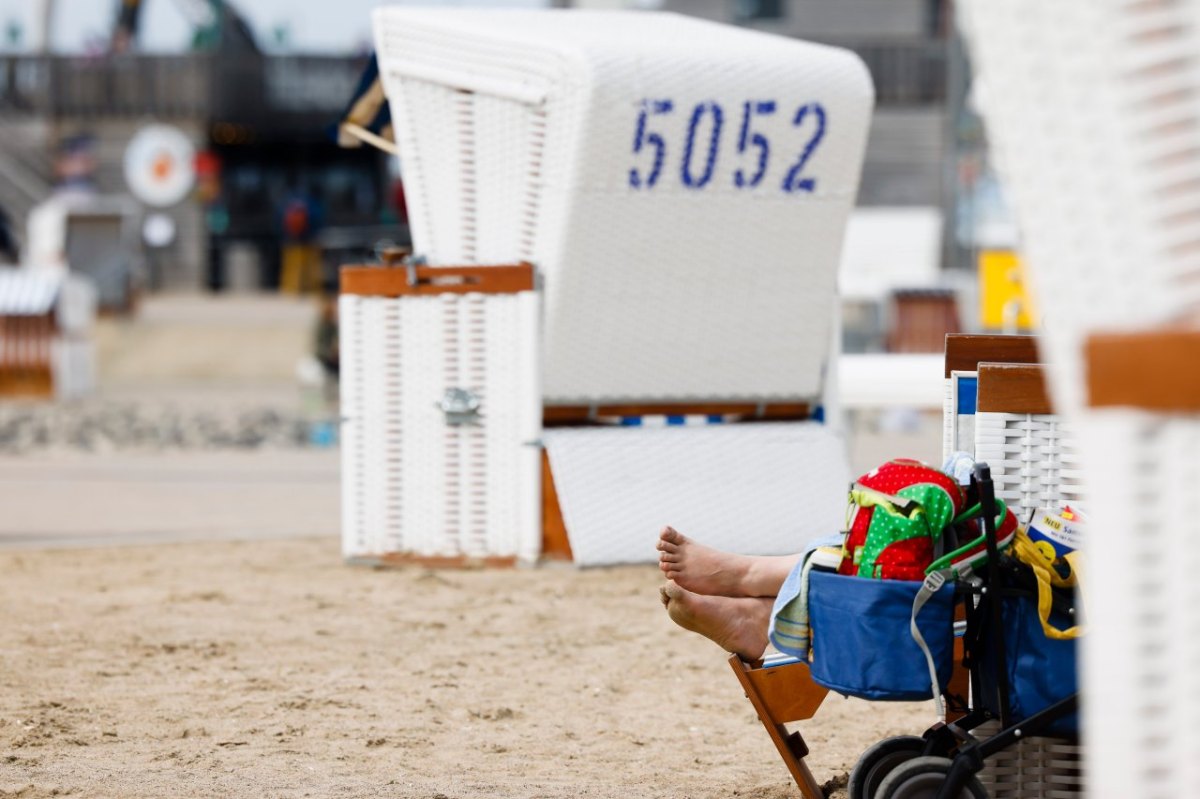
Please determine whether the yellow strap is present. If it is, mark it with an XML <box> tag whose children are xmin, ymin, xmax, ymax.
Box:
<box><xmin>1011</xmin><ymin>531</ymin><xmax>1084</xmax><ymax>640</ymax></box>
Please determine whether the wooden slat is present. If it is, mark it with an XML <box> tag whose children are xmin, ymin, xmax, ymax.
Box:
<box><xmin>340</xmin><ymin>263</ymin><xmax>535</xmax><ymax>297</ymax></box>
<box><xmin>738</xmin><ymin>658</ymin><xmax>828</xmax><ymax>724</ymax></box>
<box><xmin>728</xmin><ymin>655</ymin><xmax>826</xmax><ymax>799</ymax></box>
<box><xmin>540</xmin><ymin>450</ymin><xmax>573</xmax><ymax>562</ymax></box>
<box><xmin>976</xmin><ymin>362</ymin><xmax>1053</xmax><ymax>415</ymax></box>
<box><xmin>1087</xmin><ymin>328</ymin><xmax>1200</xmax><ymax>411</ymax></box>
<box><xmin>944</xmin><ymin>334</ymin><xmax>1041</xmax><ymax>378</ymax></box>
<box><xmin>543</xmin><ymin>403</ymin><xmax>809</xmax><ymax>426</ymax></box>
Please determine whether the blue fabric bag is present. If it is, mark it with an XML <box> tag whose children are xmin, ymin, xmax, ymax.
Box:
<box><xmin>807</xmin><ymin>569</ymin><xmax>956</xmax><ymax>701</ymax></box>
<box><xmin>979</xmin><ymin>593</ymin><xmax>1079</xmax><ymax>734</ymax></box>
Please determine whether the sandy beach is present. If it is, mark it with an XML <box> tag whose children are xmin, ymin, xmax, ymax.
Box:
<box><xmin>0</xmin><ymin>295</ymin><xmax>943</xmax><ymax>798</ymax></box>
<box><xmin>1</xmin><ymin>534</ymin><xmax>936</xmax><ymax>799</ymax></box>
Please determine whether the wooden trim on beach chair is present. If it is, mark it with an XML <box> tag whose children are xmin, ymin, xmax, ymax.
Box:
<box><xmin>542</xmin><ymin>403</ymin><xmax>809</xmax><ymax>426</ymax></box>
<box><xmin>540</xmin><ymin>451</ymin><xmax>574</xmax><ymax>561</ymax></box>
<box><xmin>728</xmin><ymin>655</ymin><xmax>828</xmax><ymax>799</ymax></box>
<box><xmin>340</xmin><ymin>263</ymin><xmax>535</xmax><ymax>297</ymax></box>
<box><xmin>1086</xmin><ymin>329</ymin><xmax>1200</xmax><ymax>411</ymax></box>
<box><xmin>944</xmin><ymin>334</ymin><xmax>1041</xmax><ymax>378</ymax></box>
<box><xmin>976</xmin><ymin>362</ymin><xmax>1054</xmax><ymax>415</ymax></box>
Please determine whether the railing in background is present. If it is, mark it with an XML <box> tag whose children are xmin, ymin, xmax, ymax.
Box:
<box><xmin>0</xmin><ymin>42</ymin><xmax>945</xmax><ymax>122</ymax></box>
<box><xmin>0</xmin><ymin>54</ymin><xmax>368</xmax><ymax>122</ymax></box>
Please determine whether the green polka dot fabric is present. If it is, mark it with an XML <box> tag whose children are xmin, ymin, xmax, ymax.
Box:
<box><xmin>837</xmin><ymin>459</ymin><xmax>965</xmax><ymax>581</ymax></box>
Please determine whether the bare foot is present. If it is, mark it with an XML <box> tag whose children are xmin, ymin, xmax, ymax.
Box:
<box><xmin>659</xmin><ymin>580</ymin><xmax>772</xmax><ymax>660</ymax></box>
<box><xmin>656</xmin><ymin>526</ymin><xmax>799</xmax><ymax>598</ymax></box>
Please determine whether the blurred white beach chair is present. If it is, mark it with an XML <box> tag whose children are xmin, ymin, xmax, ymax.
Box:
<box><xmin>958</xmin><ymin>1</ymin><xmax>1200</xmax><ymax>795</ymax></box>
<box><xmin>340</xmin><ymin>9</ymin><xmax>876</xmax><ymax>570</ymax></box>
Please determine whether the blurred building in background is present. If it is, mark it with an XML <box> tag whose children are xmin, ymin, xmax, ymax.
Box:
<box><xmin>0</xmin><ymin>0</ymin><xmax>989</xmax><ymax>329</ymax></box>
<box><xmin>0</xmin><ymin>0</ymin><xmax>403</xmax><ymax>293</ymax></box>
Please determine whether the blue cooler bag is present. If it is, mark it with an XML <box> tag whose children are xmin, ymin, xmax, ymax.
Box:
<box><xmin>808</xmin><ymin>570</ymin><xmax>956</xmax><ymax>701</ymax></box>
<box><xmin>979</xmin><ymin>593</ymin><xmax>1079</xmax><ymax>734</ymax></box>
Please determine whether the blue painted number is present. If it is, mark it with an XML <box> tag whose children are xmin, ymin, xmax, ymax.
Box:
<box><xmin>781</xmin><ymin>102</ymin><xmax>826</xmax><ymax>193</ymax></box>
<box><xmin>734</xmin><ymin>100</ymin><xmax>776</xmax><ymax>189</ymax></box>
<box><xmin>629</xmin><ymin>98</ymin><xmax>826</xmax><ymax>193</ymax></box>
<box><xmin>681</xmin><ymin>101</ymin><xmax>723</xmax><ymax>189</ymax></box>
<box><xmin>629</xmin><ymin>99</ymin><xmax>674</xmax><ymax>189</ymax></box>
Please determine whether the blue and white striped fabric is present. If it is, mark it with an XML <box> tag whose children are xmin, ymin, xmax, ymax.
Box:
<box><xmin>607</xmin><ymin>414</ymin><xmax>728</xmax><ymax>427</ymax></box>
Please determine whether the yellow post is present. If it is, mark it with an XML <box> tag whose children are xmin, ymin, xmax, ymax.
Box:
<box><xmin>979</xmin><ymin>249</ymin><xmax>1036</xmax><ymax>332</ymax></box>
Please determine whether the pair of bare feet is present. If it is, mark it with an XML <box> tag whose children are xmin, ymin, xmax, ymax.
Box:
<box><xmin>656</xmin><ymin>526</ymin><xmax>800</xmax><ymax>660</ymax></box>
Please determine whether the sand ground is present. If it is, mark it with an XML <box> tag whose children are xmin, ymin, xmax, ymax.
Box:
<box><xmin>0</xmin><ymin>536</ymin><xmax>935</xmax><ymax>799</ymax></box>
<box><xmin>1</xmin><ymin>295</ymin><xmax>943</xmax><ymax>798</ymax></box>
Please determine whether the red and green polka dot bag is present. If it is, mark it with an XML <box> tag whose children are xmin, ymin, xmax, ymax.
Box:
<box><xmin>838</xmin><ymin>459</ymin><xmax>966</xmax><ymax>581</ymax></box>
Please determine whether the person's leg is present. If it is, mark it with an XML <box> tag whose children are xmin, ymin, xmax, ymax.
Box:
<box><xmin>659</xmin><ymin>580</ymin><xmax>773</xmax><ymax>660</ymax></box>
<box><xmin>657</xmin><ymin>526</ymin><xmax>800</xmax><ymax>598</ymax></box>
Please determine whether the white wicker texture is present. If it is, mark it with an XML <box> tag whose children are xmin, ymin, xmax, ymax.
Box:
<box><xmin>956</xmin><ymin>0</ymin><xmax>1200</xmax><ymax>415</ymax></box>
<box><xmin>944</xmin><ymin>371</ymin><xmax>978</xmax><ymax>464</ymax></box>
<box><xmin>339</xmin><ymin>290</ymin><xmax>541</xmax><ymax>562</ymax></box>
<box><xmin>974</xmin><ymin>412</ymin><xmax>1086</xmax><ymax>525</ymax></box>
<box><xmin>542</xmin><ymin>421</ymin><xmax>849</xmax><ymax>567</ymax></box>
<box><xmin>943</xmin><ymin>376</ymin><xmax>955</xmax><ymax>463</ymax></box>
<box><xmin>973</xmin><ymin>720</ymin><xmax>1083</xmax><ymax>799</ymax></box>
<box><xmin>373</xmin><ymin>9</ymin><xmax>874</xmax><ymax>405</ymax></box>
<box><xmin>1074</xmin><ymin>411</ymin><xmax>1200</xmax><ymax>799</ymax></box>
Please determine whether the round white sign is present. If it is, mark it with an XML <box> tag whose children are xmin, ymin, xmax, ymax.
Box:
<box><xmin>142</xmin><ymin>212</ymin><xmax>177</xmax><ymax>248</ymax></box>
<box><xmin>123</xmin><ymin>125</ymin><xmax>196</xmax><ymax>208</ymax></box>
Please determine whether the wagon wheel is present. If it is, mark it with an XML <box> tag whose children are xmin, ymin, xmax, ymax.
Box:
<box><xmin>876</xmin><ymin>756</ymin><xmax>988</xmax><ymax>799</ymax></box>
<box><xmin>848</xmin><ymin>735</ymin><xmax>926</xmax><ymax>799</ymax></box>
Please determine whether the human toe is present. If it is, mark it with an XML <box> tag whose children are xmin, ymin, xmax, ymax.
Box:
<box><xmin>659</xmin><ymin>526</ymin><xmax>685</xmax><ymax>545</ymax></box>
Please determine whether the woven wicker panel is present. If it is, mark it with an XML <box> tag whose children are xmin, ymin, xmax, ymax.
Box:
<box><xmin>973</xmin><ymin>720</ymin><xmax>1083</xmax><ymax>799</ymax></box>
<box><xmin>543</xmin><ymin>421</ymin><xmax>849</xmax><ymax>567</ymax></box>
<box><xmin>339</xmin><ymin>291</ymin><xmax>541</xmax><ymax>562</ymax></box>
<box><xmin>974</xmin><ymin>412</ymin><xmax>1086</xmax><ymax>524</ymax></box>
<box><xmin>1076</xmin><ymin>411</ymin><xmax>1200</xmax><ymax>799</ymax></box>
<box><xmin>373</xmin><ymin>9</ymin><xmax>873</xmax><ymax>404</ymax></box>
<box><xmin>957</xmin><ymin>0</ymin><xmax>1200</xmax><ymax>415</ymax></box>
<box><xmin>943</xmin><ymin>377</ymin><xmax>956</xmax><ymax>463</ymax></box>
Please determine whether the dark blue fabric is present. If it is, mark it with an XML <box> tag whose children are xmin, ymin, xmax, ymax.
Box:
<box><xmin>979</xmin><ymin>593</ymin><xmax>1079</xmax><ymax>734</ymax></box>
<box><xmin>328</xmin><ymin>53</ymin><xmax>392</xmax><ymax>145</ymax></box>
<box><xmin>807</xmin><ymin>570</ymin><xmax>956</xmax><ymax>701</ymax></box>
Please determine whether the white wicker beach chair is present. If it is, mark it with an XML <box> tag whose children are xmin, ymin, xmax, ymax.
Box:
<box><xmin>957</xmin><ymin>2</ymin><xmax>1200</xmax><ymax>796</ymax></box>
<box><xmin>341</xmin><ymin>9</ymin><xmax>876</xmax><ymax>568</ymax></box>
<box><xmin>372</xmin><ymin>8</ymin><xmax>873</xmax><ymax>405</ymax></box>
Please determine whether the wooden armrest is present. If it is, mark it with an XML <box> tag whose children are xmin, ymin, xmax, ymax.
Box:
<box><xmin>1087</xmin><ymin>329</ymin><xmax>1200</xmax><ymax>411</ymax></box>
<box><xmin>977</xmin><ymin>362</ymin><xmax>1054</xmax><ymax>415</ymax></box>
<box><xmin>340</xmin><ymin>263</ymin><xmax>535</xmax><ymax>296</ymax></box>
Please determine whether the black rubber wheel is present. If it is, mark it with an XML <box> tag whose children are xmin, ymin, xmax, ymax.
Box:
<box><xmin>848</xmin><ymin>735</ymin><xmax>926</xmax><ymax>799</ymax></box>
<box><xmin>876</xmin><ymin>756</ymin><xmax>988</xmax><ymax>799</ymax></box>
